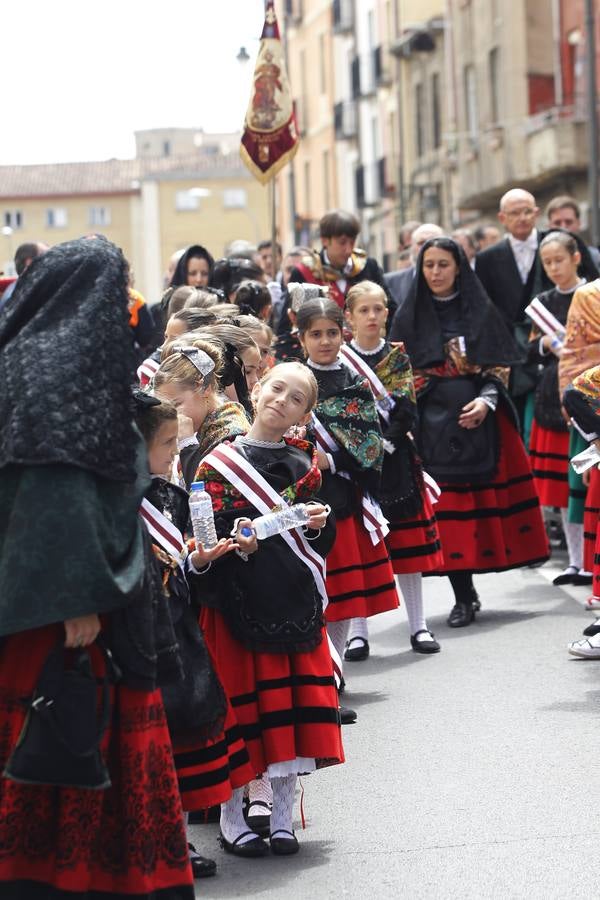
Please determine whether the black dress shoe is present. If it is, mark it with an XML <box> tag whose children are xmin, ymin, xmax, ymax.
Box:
<box><xmin>573</xmin><ymin>572</ymin><xmax>594</xmax><ymax>586</ymax></box>
<box><xmin>270</xmin><ymin>829</ymin><xmax>300</xmax><ymax>855</ymax></box>
<box><xmin>447</xmin><ymin>602</ymin><xmax>475</xmax><ymax>628</ymax></box>
<box><xmin>245</xmin><ymin>800</ymin><xmax>271</xmax><ymax>836</ymax></box>
<box><xmin>188</xmin><ymin>843</ymin><xmax>217</xmax><ymax>878</ymax></box>
<box><xmin>410</xmin><ymin>630</ymin><xmax>441</xmax><ymax>653</ymax></box>
<box><xmin>339</xmin><ymin>705</ymin><xmax>357</xmax><ymax>724</ymax></box>
<box><xmin>471</xmin><ymin>594</ymin><xmax>481</xmax><ymax>612</ymax></box>
<box><xmin>219</xmin><ymin>831</ymin><xmax>269</xmax><ymax>858</ymax></box>
<box><xmin>553</xmin><ymin>566</ymin><xmax>579</xmax><ymax>586</ymax></box>
<box><xmin>583</xmin><ymin>618</ymin><xmax>600</xmax><ymax>637</ymax></box>
<box><xmin>344</xmin><ymin>637</ymin><xmax>369</xmax><ymax>661</ymax></box>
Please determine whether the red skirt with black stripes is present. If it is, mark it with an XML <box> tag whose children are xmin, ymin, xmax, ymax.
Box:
<box><xmin>427</xmin><ymin>409</ymin><xmax>549</xmax><ymax>574</ymax></box>
<box><xmin>529</xmin><ymin>420</ymin><xmax>570</xmax><ymax>508</ymax></box>
<box><xmin>199</xmin><ymin>611</ymin><xmax>344</xmax><ymax>775</ymax></box>
<box><xmin>324</xmin><ymin>512</ymin><xmax>399</xmax><ymax>622</ymax></box>
<box><xmin>173</xmin><ymin>698</ymin><xmax>255</xmax><ymax>811</ymax></box>
<box><xmin>386</xmin><ymin>489</ymin><xmax>444</xmax><ymax>574</ymax></box>
<box><xmin>584</xmin><ymin>466</ymin><xmax>600</xmax><ymax>572</ymax></box>
<box><xmin>0</xmin><ymin>625</ymin><xmax>194</xmax><ymax>899</ymax></box>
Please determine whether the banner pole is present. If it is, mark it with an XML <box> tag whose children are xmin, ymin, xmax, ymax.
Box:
<box><xmin>270</xmin><ymin>178</ymin><xmax>277</xmax><ymax>270</ymax></box>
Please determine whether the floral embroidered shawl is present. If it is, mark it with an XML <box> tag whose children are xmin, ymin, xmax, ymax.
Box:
<box><xmin>558</xmin><ymin>280</ymin><xmax>600</xmax><ymax>396</ymax></box>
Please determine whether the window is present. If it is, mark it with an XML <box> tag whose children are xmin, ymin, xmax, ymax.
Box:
<box><xmin>175</xmin><ymin>190</ymin><xmax>199</xmax><ymax>211</ymax></box>
<box><xmin>303</xmin><ymin>160</ymin><xmax>311</xmax><ymax>217</ymax></box>
<box><xmin>46</xmin><ymin>207</ymin><xmax>68</xmax><ymax>228</ymax></box>
<box><xmin>489</xmin><ymin>48</ymin><xmax>501</xmax><ymax>124</ymax></box>
<box><xmin>464</xmin><ymin>64</ymin><xmax>478</xmax><ymax>139</ymax></box>
<box><xmin>89</xmin><ymin>206</ymin><xmax>111</xmax><ymax>227</ymax></box>
<box><xmin>223</xmin><ymin>189</ymin><xmax>247</xmax><ymax>209</ymax></box>
<box><xmin>432</xmin><ymin>73</ymin><xmax>441</xmax><ymax>148</ymax></box>
<box><xmin>415</xmin><ymin>83</ymin><xmax>425</xmax><ymax>157</ymax></box>
<box><xmin>163</xmin><ymin>140</ymin><xmax>171</xmax><ymax>157</ymax></box>
<box><xmin>319</xmin><ymin>34</ymin><xmax>326</xmax><ymax>94</ymax></box>
<box><xmin>3</xmin><ymin>210</ymin><xmax>22</xmax><ymax>229</ymax></box>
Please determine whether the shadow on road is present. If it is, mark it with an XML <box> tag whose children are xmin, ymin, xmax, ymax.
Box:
<box><xmin>192</xmin><ymin>835</ymin><xmax>335</xmax><ymax>898</ymax></box>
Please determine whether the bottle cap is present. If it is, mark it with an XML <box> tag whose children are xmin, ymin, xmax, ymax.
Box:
<box><xmin>191</xmin><ymin>481</ymin><xmax>205</xmax><ymax>491</ymax></box>
<box><xmin>241</xmin><ymin>526</ymin><xmax>253</xmax><ymax>537</ymax></box>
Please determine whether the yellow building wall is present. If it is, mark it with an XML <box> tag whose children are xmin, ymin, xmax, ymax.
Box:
<box><xmin>0</xmin><ymin>194</ymin><xmax>134</xmax><ymax>262</ymax></box>
<box><xmin>157</xmin><ymin>176</ymin><xmax>271</xmax><ymax>271</ymax></box>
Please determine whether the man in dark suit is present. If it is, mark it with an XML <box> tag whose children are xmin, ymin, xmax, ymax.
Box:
<box><xmin>545</xmin><ymin>194</ymin><xmax>600</xmax><ymax>269</ymax></box>
<box><xmin>275</xmin><ymin>209</ymin><xmax>394</xmax><ymax>335</ymax></box>
<box><xmin>475</xmin><ymin>188</ymin><xmax>546</xmax><ymax>425</ymax></box>
<box><xmin>387</xmin><ymin>223</ymin><xmax>444</xmax><ymax>340</ymax></box>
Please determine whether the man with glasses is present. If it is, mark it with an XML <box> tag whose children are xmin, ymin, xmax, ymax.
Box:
<box><xmin>475</xmin><ymin>188</ymin><xmax>547</xmax><ymax>422</ymax></box>
<box><xmin>387</xmin><ymin>223</ymin><xmax>444</xmax><ymax>335</ymax></box>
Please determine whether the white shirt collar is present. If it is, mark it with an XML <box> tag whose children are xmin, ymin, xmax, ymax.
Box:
<box><xmin>508</xmin><ymin>228</ymin><xmax>538</xmax><ymax>251</ymax></box>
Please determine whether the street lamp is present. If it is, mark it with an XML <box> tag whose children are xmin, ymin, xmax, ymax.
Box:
<box><xmin>1</xmin><ymin>226</ymin><xmax>14</xmax><ymax>275</ymax></box>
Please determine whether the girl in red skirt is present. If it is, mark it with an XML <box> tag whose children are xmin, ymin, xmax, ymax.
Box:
<box><xmin>342</xmin><ymin>281</ymin><xmax>444</xmax><ymax>656</ymax></box>
<box><xmin>193</xmin><ymin>362</ymin><xmax>344</xmax><ymax>858</ymax></box>
<box><xmin>528</xmin><ymin>231</ymin><xmax>598</xmax><ymax>586</ymax></box>
<box><xmin>295</xmin><ymin>297</ymin><xmax>398</xmax><ymax>669</ymax></box>
<box><xmin>135</xmin><ymin>388</ymin><xmax>256</xmax><ymax>878</ymax></box>
<box><xmin>0</xmin><ymin>238</ymin><xmax>194</xmax><ymax>898</ymax></box>
<box><xmin>393</xmin><ymin>237</ymin><xmax>549</xmax><ymax>626</ymax></box>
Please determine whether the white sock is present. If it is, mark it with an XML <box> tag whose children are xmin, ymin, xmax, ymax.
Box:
<box><xmin>270</xmin><ymin>774</ymin><xmax>296</xmax><ymax>837</ymax></box>
<box><xmin>327</xmin><ymin>619</ymin><xmax>350</xmax><ymax>662</ymax></box>
<box><xmin>395</xmin><ymin>573</ymin><xmax>427</xmax><ymax>635</ymax></box>
<box><xmin>561</xmin><ymin>508</ymin><xmax>584</xmax><ymax>570</ymax></box>
<box><xmin>220</xmin><ymin>786</ymin><xmax>256</xmax><ymax>845</ymax></box>
<box><xmin>248</xmin><ymin>774</ymin><xmax>272</xmax><ymax>814</ymax></box>
<box><xmin>346</xmin><ymin>617</ymin><xmax>369</xmax><ymax>644</ymax></box>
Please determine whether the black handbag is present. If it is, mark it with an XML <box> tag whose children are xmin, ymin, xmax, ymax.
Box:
<box><xmin>3</xmin><ymin>640</ymin><xmax>118</xmax><ymax>790</ymax></box>
<box><xmin>418</xmin><ymin>376</ymin><xmax>499</xmax><ymax>483</ymax></box>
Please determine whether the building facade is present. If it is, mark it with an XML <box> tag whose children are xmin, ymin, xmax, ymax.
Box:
<box><xmin>0</xmin><ymin>136</ymin><xmax>270</xmax><ymax>300</ymax></box>
<box><xmin>275</xmin><ymin>0</ymin><xmax>600</xmax><ymax>268</ymax></box>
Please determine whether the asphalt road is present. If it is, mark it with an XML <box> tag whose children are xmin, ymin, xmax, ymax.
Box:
<box><xmin>190</xmin><ymin>555</ymin><xmax>599</xmax><ymax>899</ymax></box>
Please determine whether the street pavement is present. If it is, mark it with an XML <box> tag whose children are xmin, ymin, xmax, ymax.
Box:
<box><xmin>190</xmin><ymin>554</ymin><xmax>599</xmax><ymax>899</ymax></box>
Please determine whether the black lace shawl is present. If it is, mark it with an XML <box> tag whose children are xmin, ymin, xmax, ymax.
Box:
<box><xmin>394</xmin><ymin>239</ymin><xmax>523</xmax><ymax>369</ymax></box>
<box><xmin>0</xmin><ymin>238</ymin><xmax>139</xmax><ymax>483</ymax></box>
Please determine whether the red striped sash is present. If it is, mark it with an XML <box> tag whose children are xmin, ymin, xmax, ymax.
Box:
<box><xmin>202</xmin><ymin>442</ymin><xmax>329</xmax><ymax>608</ymax></box>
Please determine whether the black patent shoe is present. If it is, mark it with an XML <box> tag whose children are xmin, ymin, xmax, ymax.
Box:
<box><xmin>410</xmin><ymin>629</ymin><xmax>441</xmax><ymax>653</ymax></box>
<box><xmin>583</xmin><ymin>618</ymin><xmax>600</xmax><ymax>637</ymax></box>
<box><xmin>340</xmin><ymin>705</ymin><xmax>357</xmax><ymax>724</ymax></box>
<box><xmin>471</xmin><ymin>594</ymin><xmax>481</xmax><ymax>612</ymax></box>
<box><xmin>447</xmin><ymin>602</ymin><xmax>475</xmax><ymax>628</ymax></box>
<box><xmin>188</xmin><ymin>843</ymin><xmax>217</xmax><ymax>878</ymax></box>
<box><xmin>245</xmin><ymin>800</ymin><xmax>271</xmax><ymax>836</ymax></box>
<box><xmin>344</xmin><ymin>637</ymin><xmax>370</xmax><ymax>661</ymax></box>
<box><xmin>270</xmin><ymin>829</ymin><xmax>300</xmax><ymax>855</ymax></box>
<box><xmin>219</xmin><ymin>830</ymin><xmax>269</xmax><ymax>858</ymax></box>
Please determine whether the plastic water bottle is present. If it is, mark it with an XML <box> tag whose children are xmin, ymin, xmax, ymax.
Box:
<box><xmin>571</xmin><ymin>444</ymin><xmax>600</xmax><ymax>475</ymax></box>
<box><xmin>189</xmin><ymin>481</ymin><xmax>218</xmax><ymax>550</ymax></box>
<box><xmin>252</xmin><ymin>503</ymin><xmax>311</xmax><ymax>540</ymax></box>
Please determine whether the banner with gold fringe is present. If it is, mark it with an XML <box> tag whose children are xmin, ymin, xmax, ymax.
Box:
<box><xmin>240</xmin><ymin>0</ymin><xmax>299</xmax><ymax>185</ymax></box>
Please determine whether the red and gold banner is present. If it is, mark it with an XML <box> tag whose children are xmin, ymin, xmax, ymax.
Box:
<box><xmin>240</xmin><ymin>0</ymin><xmax>299</xmax><ymax>185</ymax></box>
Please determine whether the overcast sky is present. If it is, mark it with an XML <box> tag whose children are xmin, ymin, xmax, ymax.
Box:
<box><xmin>0</xmin><ymin>0</ymin><xmax>266</xmax><ymax>165</ymax></box>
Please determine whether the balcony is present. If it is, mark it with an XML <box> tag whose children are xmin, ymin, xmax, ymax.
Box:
<box><xmin>332</xmin><ymin>0</ymin><xmax>354</xmax><ymax>33</ymax></box>
<box><xmin>334</xmin><ymin>100</ymin><xmax>357</xmax><ymax>140</ymax></box>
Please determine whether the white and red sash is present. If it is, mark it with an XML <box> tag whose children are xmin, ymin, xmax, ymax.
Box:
<box><xmin>311</xmin><ymin>414</ymin><xmax>389</xmax><ymax>546</ymax></box>
<box><xmin>137</xmin><ymin>356</ymin><xmax>160</xmax><ymax>386</ymax></box>
<box><xmin>140</xmin><ymin>497</ymin><xmax>188</xmax><ymax>570</ymax></box>
<box><xmin>202</xmin><ymin>442</ymin><xmax>329</xmax><ymax>609</ymax></box>
<box><xmin>338</xmin><ymin>343</ymin><xmax>394</xmax><ymax>423</ymax></box>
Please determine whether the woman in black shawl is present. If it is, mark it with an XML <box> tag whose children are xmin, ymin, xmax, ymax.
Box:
<box><xmin>394</xmin><ymin>237</ymin><xmax>549</xmax><ymax>627</ymax></box>
<box><xmin>0</xmin><ymin>238</ymin><xmax>194</xmax><ymax>898</ymax></box>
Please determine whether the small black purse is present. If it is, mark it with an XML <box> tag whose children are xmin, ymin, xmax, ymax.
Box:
<box><xmin>3</xmin><ymin>640</ymin><xmax>118</xmax><ymax>791</ymax></box>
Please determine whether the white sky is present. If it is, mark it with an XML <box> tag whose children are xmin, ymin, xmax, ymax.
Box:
<box><xmin>0</xmin><ymin>0</ymin><xmax>266</xmax><ymax>165</ymax></box>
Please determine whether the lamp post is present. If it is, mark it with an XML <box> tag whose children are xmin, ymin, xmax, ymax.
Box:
<box><xmin>1</xmin><ymin>226</ymin><xmax>14</xmax><ymax>275</ymax></box>
<box><xmin>585</xmin><ymin>0</ymin><xmax>599</xmax><ymax>245</ymax></box>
